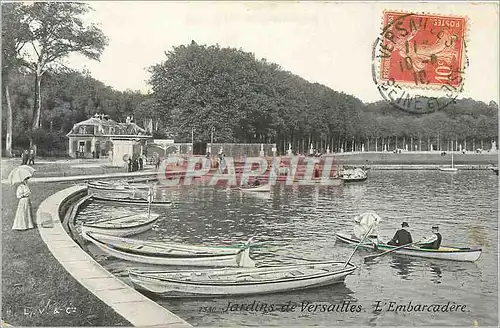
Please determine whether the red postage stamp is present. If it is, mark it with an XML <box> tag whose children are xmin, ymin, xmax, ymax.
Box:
<box><xmin>378</xmin><ymin>11</ymin><xmax>467</xmax><ymax>89</ymax></box>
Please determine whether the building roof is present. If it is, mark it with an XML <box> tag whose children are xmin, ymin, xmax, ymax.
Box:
<box><xmin>66</xmin><ymin>114</ymin><xmax>151</xmax><ymax>138</ymax></box>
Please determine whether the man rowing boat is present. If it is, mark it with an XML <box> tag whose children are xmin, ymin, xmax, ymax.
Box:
<box><xmin>387</xmin><ymin>222</ymin><xmax>413</xmax><ymax>246</ymax></box>
<box><xmin>418</xmin><ymin>226</ymin><xmax>442</xmax><ymax>249</ymax></box>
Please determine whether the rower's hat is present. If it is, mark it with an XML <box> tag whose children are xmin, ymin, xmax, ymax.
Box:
<box><xmin>402</xmin><ymin>222</ymin><xmax>409</xmax><ymax>227</ymax></box>
<box><xmin>432</xmin><ymin>225</ymin><xmax>439</xmax><ymax>229</ymax></box>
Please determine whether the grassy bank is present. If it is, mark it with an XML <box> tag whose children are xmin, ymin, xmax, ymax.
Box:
<box><xmin>1</xmin><ymin>158</ymin><xmax>135</xmax><ymax>179</ymax></box>
<box><xmin>1</xmin><ymin>176</ymin><xmax>130</xmax><ymax>325</ymax></box>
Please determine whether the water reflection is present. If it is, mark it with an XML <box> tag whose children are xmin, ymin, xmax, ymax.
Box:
<box><xmin>429</xmin><ymin>263</ymin><xmax>443</xmax><ymax>284</ymax></box>
<box><xmin>75</xmin><ymin>170</ymin><xmax>498</xmax><ymax>327</ymax></box>
<box><xmin>344</xmin><ymin>183</ymin><xmax>367</xmax><ymax>199</ymax></box>
<box><xmin>390</xmin><ymin>256</ymin><xmax>415</xmax><ymax>279</ymax></box>
<box><xmin>467</xmin><ymin>225</ymin><xmax>489</xmax><ymax>247</ymax></box>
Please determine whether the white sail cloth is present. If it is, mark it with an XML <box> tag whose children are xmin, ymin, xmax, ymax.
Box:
<box><xmin>353</xmin><ymin>212</ymin><xmax>381</xmax><ymax>241</ymax></box>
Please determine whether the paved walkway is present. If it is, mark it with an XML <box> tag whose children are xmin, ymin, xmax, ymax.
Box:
<box><xmin>1</xmin><ymin>170</ymin><xmax>160</xmax><ymax>184</ymax></box>
<box><xmin>37</xmin><ymin>185</ymin><xmax>192</xmax><ymax>327</ymax></box>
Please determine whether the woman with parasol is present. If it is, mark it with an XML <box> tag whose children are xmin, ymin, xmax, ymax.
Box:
<box><xmin>8</xmin><ymin>165</ymin><xmax>36</xmax><ymax>230</ymax></box>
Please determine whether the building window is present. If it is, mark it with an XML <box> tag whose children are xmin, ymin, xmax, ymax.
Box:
<box><xmin>78</xmin><ymin>141</ymin><xmax>85</xmax><ymax>153</ymax></box>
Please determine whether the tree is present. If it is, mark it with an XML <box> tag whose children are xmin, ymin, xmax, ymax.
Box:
<box><xmin>2</xmin><ymin>3</ymin><xmax>30</xmax><ymax>156</ymax></box>
<box><xmin>20</xmin><ymin>2</ymin><xmax>108</xmax><ymax>140</ymax></box>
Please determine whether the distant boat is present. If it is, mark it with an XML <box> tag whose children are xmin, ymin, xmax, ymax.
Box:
<box><xmin>237</xmin><ymin>184</ymin><xmax>271</xmax><ymax>192</ymax></box>
<box><xmin>439</xmin><ymin>167</ymin><xmax>458</xmax><ymax>172</ymax></box>
<box><xmin>92</xmin><ymin>195</ymin><xmax>173</xmax><ymax>206</ymax></box>
<box><xmin>492</xmin><ymin>167</ymin><xmax>499</xmax><ymax>175</ymax></box>
<box><xmin>340</xmin><ymin>168</ymin><xmax>368</xmax><ymax>182</ymax></box>
<box><xmin>439</xmin><ymin>145</ymin><xmax>458</xmax><ymax>172</ymax></box>
<box><xmin>341</xmin><ymin>176</ymin><xmax>368</xmax><ymax>183</ymax></box>
<box><xmin>87</xmin><ymin>180</ymin><xmax>151</xmax><ymax>190</ymax></box>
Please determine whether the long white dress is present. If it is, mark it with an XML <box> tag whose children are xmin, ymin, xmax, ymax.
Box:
<box><xmin>12</xmin><ymin>183</ymin><xmax>35</xmax><ymax>230</ymax></box>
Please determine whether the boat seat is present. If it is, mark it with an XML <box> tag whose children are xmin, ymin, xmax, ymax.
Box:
<box><xmin>438</xmin><ymin>247</ymin><xmax>460</xmax><ymax>252</ymax></box>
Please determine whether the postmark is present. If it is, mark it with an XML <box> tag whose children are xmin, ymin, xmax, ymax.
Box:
<box><xmin>372</xmin><ymin>11</ymin><xmax>468</xmax><ymax>114</ymax></box>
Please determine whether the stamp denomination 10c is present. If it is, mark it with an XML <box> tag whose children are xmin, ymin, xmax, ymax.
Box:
<box><xmin>379</xmin><ymin>11</ymin><xmax>467</xmax><ymax>89</ymax></box>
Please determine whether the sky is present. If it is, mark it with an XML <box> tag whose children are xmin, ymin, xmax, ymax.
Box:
<box><xmin>66</xmin><ymin>1</ymin><xmax>499</xmax><ymax>103</ymax></box>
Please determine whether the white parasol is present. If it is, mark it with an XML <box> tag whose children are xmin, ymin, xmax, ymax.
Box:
<box><xmin>8</xmin><ymin>165</ymin><xmax>36</xmax><ymax>185</ymax></box>
<box><xmin>353</xmin><ymin>212</ymin><xmax>381</xmax><ymax>240</ymax></box>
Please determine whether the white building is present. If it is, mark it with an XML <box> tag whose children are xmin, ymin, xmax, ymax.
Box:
<box><xmin>66</xmin><ymin>114</ymin><xmax>152</xmax><ymax>166</ymax></box>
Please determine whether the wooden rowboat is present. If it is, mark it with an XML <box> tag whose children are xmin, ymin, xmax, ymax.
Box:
<box><xmin>341</xmin><ymin>176</ymin><xmax>368</xmax><ymax>183</ymax></box>
<box><xmin>439</xmin><ymin>167</ymin><xmax>458</xmax><ymax>172</ymax></box>
<box><xmin>91</xmin><ymin>195</ymin><xmax>172</xmax><ymax>206</ymax></box>
<box><xmin>87</xmin><ymin>180</ymin><xmax>151</xmax><ymax>190</ymax></box>
<box><xmin>129</xmin><ymin>261</ymin><xmax>357</xmax><ymax>298</ymax></box>
<box><xmin>492</xmin><ymin>167</ymin><xmax>498</xmax><ymax>175</ymax></box>
<box><xmin>335</xmin><ymin>232</ymin><xmax>482</xmax><ymax>262</ymax></box>
<box><xmin>81</xmin><ymin>213</ymin><xmax>160</xmax><ymax>237</ymax></box>
<box><xmin>82</xmin><ymin>232</ymin><xmax>256</xmax><ymax>268</ymax></box>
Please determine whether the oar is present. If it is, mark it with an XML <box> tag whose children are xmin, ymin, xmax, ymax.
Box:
<box><xmin>363</xmin><ymin>240</ymin><xmax>422</xmax><ymax>262</ymax></box>
<box><xmin>147</xmin><ymin>184</ymin><xmax>153</xmax><ymax>218</ymax></box>
<box><xmin>343</xmin><ymin>223</ymin><xmax>375</xmax><ymax>268</ymax></box>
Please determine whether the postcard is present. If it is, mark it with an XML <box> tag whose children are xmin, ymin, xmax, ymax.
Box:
<box><xmin>1</xmin><ymin>1</ymin><xmax>498</xmax><ymax>328</ymax></box>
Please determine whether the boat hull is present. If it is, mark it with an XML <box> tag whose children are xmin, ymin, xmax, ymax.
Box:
<box><xmin>238</xmin><ymin>185</ymin><xmax>271</xmax><ymax>192</ymax></box>
<box><xmin>439</xmin><ymin>167</ymin><xmax>458</xmax><ymax>172</ymax></box>
<box><xmin>83</xmin><ymin>233</ymin><xmax>255</xmax><ymax>267</ymax></box>
<box><xmin>81</xmin><ymin>214</ymin><xmax>160</xmax><ymax>237</ymax></box>
<box><xmin>335</xmin><ymin>233</ymin><xmax>481</xmax><ymax>262</ymax></box>
<box><xmin>129</xmin><ymin>261</ymin><xmax>356</xmax><ymax>298</ymax></box>
<box><xmin>82</xmin><ymin>222</ymin><xmax>155</xmax><ymax>237</ymax></box>
<box><xmin>342</xmin><ymin>177</ymin><xmax>368</xmax><ymax>183</ymax></box>
<box><xmin>91</xmin><ymin>195</ymin><xmax>172</xmax><ymax>206</ymax></box>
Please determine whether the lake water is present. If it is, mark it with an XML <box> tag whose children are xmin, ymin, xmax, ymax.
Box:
<box><xmin>76</xmin><ymin>170</ymin><xmax>498</xmax><ymax>327</ymax></box>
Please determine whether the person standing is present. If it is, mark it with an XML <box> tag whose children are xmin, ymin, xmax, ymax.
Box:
<box><xmin>12</xmin><ymin>178</ymin><xmax>35</xmax><ymax>230</ymax></box>
<box><xmin>138</xmin><ymin>156</ymin><xmax>144</xmax><ymax>170</ymax></box>
<box><xmin>388</xmin><ymin>222</ymin><xmax>413</xmax><ymax>246</ymax></box>
<box><xmin>418</xmin><ymin>226</ymin><xmax>442</xmax><ymax>249</ymax></box>
<box><xmin>21</xmin><ymin>150</ymin><xmax>29</xmax><ymax>165</ymax></box>
<box><xmin>128</xmin><ymin>158</ymin><xmax>132</xmax><ymax>172</ymax></box>
<box><xmin>28</xmin><ymin>149</ymin><xmax>35</xmax><ymax>165</ymax></box>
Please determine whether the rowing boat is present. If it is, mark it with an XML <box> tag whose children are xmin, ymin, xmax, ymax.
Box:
<box><xmin>439</xmin><ymin>167</ymin><xmax>458</xmax><ymax>172</ymax></box>
<box><xmin>87</xmin><ymin>180</ymin><xmax>151</xmax><ymax>190</ymax></box>
<box><xmin>81</xmin><ymin>213</ymin><xmax>160</xmax><ymax>237</ymax></box>
<box><xmin>341</xmin><ymin>176</ymin><xmax>368</xmax><ymax>182</ymax></box>
<box><xmin>340</xmin><ymin>168</ymin><xmax>368</xmax><ymax>182</ymax></box>
<box><xmin>335</xmin><ymin>232</ymin><xmax>482</xmax><ymax>262</ymax></box>
<box><xmin>91</xmin><ymin>195</ymin><xmax>172</xmax><ymax>206</ymax></box>
<box><xmin>128</xmin><ymin>261</ymin><xmax>356</xmax><ymax>297</ymax></box>
<box><xmin>237</xmin><ymin>184</ymin><xmax>271</xmax><ymax>192</ymax></box>
<box><xmin>82</xmin><ymin>232</ymin><xmax>256</xmax><ymax>267</ymax></box>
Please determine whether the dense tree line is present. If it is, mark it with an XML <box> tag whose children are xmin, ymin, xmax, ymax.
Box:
<box><xmin>148</xmin><ymin>42</ymin><xmax>498</xmax><ymax>153</ymax></box>
<box><xmin>2</xmin><ymin>2</ymin><xmax>107</xmax><ymax>156</ymax></box>
<box><xmin>1</xmin><ymin>68</ymin><xmax>152</xmax><ymax>156</ymax></box>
